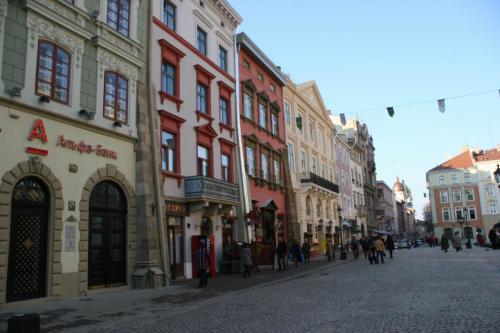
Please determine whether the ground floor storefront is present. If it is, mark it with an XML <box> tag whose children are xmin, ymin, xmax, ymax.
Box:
<box><xmin>0</xmin><ymin>109</ymin><xmax>137</xmax><ymax>304</ymax></box>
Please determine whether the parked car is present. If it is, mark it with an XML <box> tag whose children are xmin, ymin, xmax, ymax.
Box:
<box><xmin>398</xmin><ymin>240</ymin><xmax>411</xmax><ymax>249</ymax></box>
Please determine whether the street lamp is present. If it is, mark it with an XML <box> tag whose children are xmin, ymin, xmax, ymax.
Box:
<box><xmin>463</xmin><ymin>207</ymin><xmax>472</xmax><ymax>249</ymax></box>
<box><xmin>337</xmin><ymin>207</ymin><xmax>347</xmax><ymax>260</ymax></box>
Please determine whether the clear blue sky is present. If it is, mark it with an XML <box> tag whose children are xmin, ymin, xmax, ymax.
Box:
<box><xmin>231</xmin><ymin>0</ymin><xmax>500</xmax><ymax>218</ymax></box>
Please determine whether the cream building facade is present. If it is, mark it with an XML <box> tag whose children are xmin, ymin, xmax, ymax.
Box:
<box><xmin>284</xmin><ymin>80</ymin><xmax>339</xmax><ymax>254</ymax></box>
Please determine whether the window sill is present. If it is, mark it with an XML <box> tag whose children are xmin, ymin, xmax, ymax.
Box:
<box><xmin>159</xmin><ymin>91</ymin><xmax>183</xmax><ymax>112</ymax></box>
<box><xmin>219</xmin><ymin>122</ymin><xmax>234</xmax><ymax>137</ymax></box>
<box><xmin>196</xmin><ymin>110</ymin><xmax>214</xmax><ymax>122</ymax></box>
<box><xmin>162</xmin><ymin>171</ymin><xmax>184</xmax><ymax>187</ymax></box>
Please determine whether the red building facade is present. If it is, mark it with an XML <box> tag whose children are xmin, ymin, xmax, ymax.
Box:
<box><xmin>237</xmin><ymin>33</ymin><xmax>288</xmax><ymax>266</ymax></box>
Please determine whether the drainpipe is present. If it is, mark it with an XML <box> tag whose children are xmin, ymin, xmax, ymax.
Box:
<box><xmin>146</xmin><ymin>1</ymin><xmax>169</xmax><ymax>286</ymax></box>
<box><xmin>233</xmin><ymin>33</ymin><xmax>250</xmax><ymax>243</ymax></box>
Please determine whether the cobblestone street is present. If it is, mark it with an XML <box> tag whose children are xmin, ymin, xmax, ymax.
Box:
<box><xmin>4</xmin><ymin>246</ymin><xmax>497</xmax><ymax>333</ymax></box>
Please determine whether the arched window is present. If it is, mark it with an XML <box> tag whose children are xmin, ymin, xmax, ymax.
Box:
<box><xmin>104</xmin><ymin>71</ymin><xmax>128</xmax><ymax>123</ymax></box>
<box><xmin>306</xmin><ymin>196</ymin><xmax>312</xmax><ymax>216</ymax></box>
<box><xmin>36</xmin><ymin>40</ymin><xmax>71</xmax><ymax>104</ymax></box>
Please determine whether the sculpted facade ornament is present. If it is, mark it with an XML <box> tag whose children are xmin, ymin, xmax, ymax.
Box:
<box><xmin>97</xmin><ymin>49</ymin><xmax>138</xmax><ymax>93</ymax></box>
<box><xmin>27</xmin><ymin>13</ymin><xmax>85</xmax><ymax>68</ymax></box>
<box><xmin>101</xmin><ymin>27</ymin><xmax>140</xmax><ymax>58</ymax></box>
<box><xmin>34</xmin><ymin>0</ymin><xmax>86</xmax><ymax>27</ymax></box>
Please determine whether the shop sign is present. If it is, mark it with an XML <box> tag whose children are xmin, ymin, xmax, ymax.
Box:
<box><xmin>165</xmin><ymin>201</ymin><xmax>188</xmax><ymax>217</ymax></box>
<box><xmin>26</xmin><ymin>118</ymin><xmax>118</xmax><ymax>159</ymax></box>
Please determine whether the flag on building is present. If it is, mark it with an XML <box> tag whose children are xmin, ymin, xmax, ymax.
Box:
<box><xmin>387</xmin><ymin>107</ymin><xmax>394</xmax><ymax>117</ymax></box>
<box><xmin>438</xmin><ymin>99</ymin><xmax>445</xmax><ymax>113</ymax></box>
<box><xmin>340</xmin><ymin>113</ymin><xmax>346</xmax><ymax>125</ymax></box>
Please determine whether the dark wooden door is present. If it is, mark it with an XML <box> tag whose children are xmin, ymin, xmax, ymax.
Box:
<box><xmin>7</xmin><ymin>178</ymin><xmax>50</xmax><ymax>303</ymax></box>
<box><xmin>88</xmin><ymin>181</ymin><xmax>127</xmax><ymax>289</ymax></box>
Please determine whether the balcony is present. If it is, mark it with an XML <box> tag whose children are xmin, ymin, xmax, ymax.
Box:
<box><xmin>301</xmin><ymin>172</ymin><xmax>339</xmax><ymax>194</ymax></box>
<box><xmin>184</xmin><ymin>176</ymin><xmax>239</xmax><ymax>206</ymax></box>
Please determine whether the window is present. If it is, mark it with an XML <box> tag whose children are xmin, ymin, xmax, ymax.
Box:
<box><xmin>439</xmin><ymin>175</ymin><xmax>445</xmax><ymax>185</ymax></box>
<box><xmin>309</xmin><ymin>122</ymin><xmax>315</xmax><ymax>142</ymax></box>
<box><xmin>258</xmin><ymin>103</ymin><xmax>266</xmax><ymax>128</ymax></box>
<box><xmin>455</xmin><ymin>208</ymin><xmax>463</xmax><ymax>221</ymax></box>
<box><xmin>486</xmin><ymin>185</ymin><xmax>494</xmax><ymax>196</ymax></box>
<box><xmin>321</xmin><ymin>132</ymin><xmax>326</xmax><ymax>152</ymax></box>
<box><xmin>219</xmin><ymin>97</ymin><xmax>229</xmax><ymax>125</ymax></box>
<box><xmin>464</xmin><ymin>173</ymin><xmax>471</xmax><ymax>183</ymax></box>
<box><xmin>271</xmin><ymin>113</ymin><xmax>278</xmax><ymax>135</ymax></box>
<box><xmin>451</xmin><ymin>174</ymin><xmax>458</xmax><ymax>184</ymax></box>
<box><xmin>274</xmin><ymin>159</ymin><xmax>281</xmax><ymax>184</ymax></box>
<box><xmin>243</xmin><ymin>59</ymin><xmax>250</xmax><ymax>69</ymax></box>
<box><xmin>468</xmin><ymin>206</ymin><xmax>477</xmax><ymax>220</ymax></box>
<box><xmin>287</xmin><ymin>143</ymin><xmax>295</xmax><ymax>172</ymax></box>
<box><xmin>197</xmin><ymin>27</ymin><xmax>207</xmax><ymax>55</ymax></box>
<box><xmin>36</xmin><ymin>41</ymin><xmax>70</xmax><ymax>104</ymax></box>
<box><xmin>104</xmin><ymin>72</ymin><xmax>128</xmax><ymax>123</ymax></box>
<box><xmin>161</xmin><ymin>61</ymin><xmax>176</xmax><ymax>96</ymax></box>
<box><xmin>284</xmin><ymin>102</ymin><xmax>291</xmax><ymax>125</ymax></box>
<box><xmin>296</xmin><ymin>112</ymin><xmax>303</xmax><ymax>133</ymax></box>
<box><xmin>196</xmin><ymin>83</ymin><xmax>208</xmax><ymax>114</ymax></box>
<box><xmin>312</xmin><ymin>157</ymin><xmax>317</xmax><ymax>174</ymax></box>
<box><xmin>246</xmin><ymin>146</ymin><xmax>255</xmax><ymax>176</ymax></box>
<box><xmin>164</xmin><ymin>1</ymin><xmax>176</xmax><ymax>30</ymax></box>
<box><xmin>465</xmin><ymin>189</ymin><xmax>474</xmax><ymax>201</ymax></box>
<box><xmin>243</xmin><ymin>93</ymin><xmax>252</xmax><ymax>119</ymax></box>
<box><xmin>321</xmin><ymin>163</ymin><xmax>325</xmax><ymax>178</ymax></box>
<box><xmin>300</xmin><ymin>151</ymin><xmax>306</xmax><ymax>175</ymax></box>
<box><xmin>452</xmin><ymin>190</ymin><xmax>462</xmax><ymax>203</ymax></box>
<box><xmin>270</xmin><ymin>84</ymin><xmax>276</xmax><ymax>92</ymax></box>
<box><xmin>261</xmin><ymin>153</ymin><xmax>269</xmax><ymax>180</ymax></box>
<box><xmin>219</xmin><ymin>46</ymin><xmax>228</xmax><ymax>72</ymax></box>
<box><xmin>490</xmin><ymin>203</ymin><xmax>497</xmax><ymax>214</ymax></box>
<box><xmin>440</xmin><ymin>191</ymin><xmax>449</xmax><ymax>203</ymax></box>
<box><xmin>161</xmin><ymin>131</ymin><xmax>176</xmax><ymax>172</ymax></box>
<box><xmin>257</xmin><ymin>72</ymin><xmax>263</xmax><ymax>81</ymax></box>
<box><xmin>442</xmin><ymin>208</ymin><xmax>450</xmax><ymax>222</ymax></box>
<box><xmin>107</xmin><ymin>0</ymin><xmax>130</xmax><ymax>36</ymax></box>
<box><xmin>197</xmin><ymin>145</ymin><xmax>209</xmax><ymax>176</ymax></box>
<box><xmin>221</xmin><ymin>154</ymin><xmax>230</xmax><ymax>182</ymax></box>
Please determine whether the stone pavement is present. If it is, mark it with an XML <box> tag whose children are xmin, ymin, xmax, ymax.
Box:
<box><xmin>2</xmin><ymin>247</ymin><xmax>500</xmax><ymax>332</ymax></box>
<box><xmin>0</xmin><ymin>253</ymin><xmax>347</xmax><ymax>332</ymax></box>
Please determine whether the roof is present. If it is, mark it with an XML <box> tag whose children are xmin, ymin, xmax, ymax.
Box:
<box><xmin>393</xmin><ymin>177</ymin><xmax>405</xmax><ymax>192</ymax></box>
<box><xmin>236</xmin><ymin>32</ymin><xmax>287</xmax><ymax>85</ymax></box>
<box><xmin>472</xmin><ymin>148</ymin><xmax>500</xmax><ymax>163</ymax></box>
<box><xmin>428</xmin><ymin>150</ymin><xmax>473</xmax><ymax>172</ymax></box>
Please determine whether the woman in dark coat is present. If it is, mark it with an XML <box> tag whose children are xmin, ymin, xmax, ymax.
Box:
<box><xmin>440</xmin><ymin>234</ymin><xmax>449</xmax><ymax>253</ymax></box>
<box><xmin>290</xmin><ymin>241</ymin><xmax>302</xmax><ymax>268</ymax></box>
<box><xmin>385</xmin><ymin>235</ymin><xmax>395</xmax><ymax>258</ymax></box>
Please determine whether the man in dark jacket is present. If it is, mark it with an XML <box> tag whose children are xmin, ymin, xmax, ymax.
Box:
<box><xmin>385</xmin><ymin>235</ymin><xmax>395</xmax><ymax>259</ymax></box>
<box><xmin>195</xmin><ymin>240</ymin><xmax>210</xmax><ymax>288</ymax></box>
<box><xmin>276</xmin><ymin>236</ymin><xmax>287</xmax><ymax>271</ymax></box>
<box><xmin>301</xmin><ymin>241</ymin><xmax>311</xmax><ymax>264</ymax></box>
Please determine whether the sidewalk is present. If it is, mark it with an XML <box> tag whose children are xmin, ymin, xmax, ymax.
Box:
<box><xmin>0</xmin><ymin>254</ymin><xmax>355</xmax><ymax>332</ymax></box>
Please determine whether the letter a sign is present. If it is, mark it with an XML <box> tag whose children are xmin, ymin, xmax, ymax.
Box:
<box><xmin>28</xmin><ymin>119</ymin><xmax>48</xmax><ymax>143</ymax></box>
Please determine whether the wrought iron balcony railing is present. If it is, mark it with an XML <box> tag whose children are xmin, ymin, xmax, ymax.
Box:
<box><xmin>184</xmin><ymin>176</ymin><xmax>239</xmax><ymax>204</ymax></box>
<box><xmin>301</xmin><ymin>172</ymin><xmax>339</xmax><ymax>194</ymax></box>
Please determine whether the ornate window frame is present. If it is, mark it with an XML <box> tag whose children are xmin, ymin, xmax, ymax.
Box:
<box><xmin>98</xmin><ymin>0</ymin><xmax>141</xmax><ymax>42</ymax></box>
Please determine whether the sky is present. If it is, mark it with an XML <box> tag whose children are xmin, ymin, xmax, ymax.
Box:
<box><xmin>230</xmin><ymin>0</ymin><xmax>500</xmax><ymax>218</ymax></box>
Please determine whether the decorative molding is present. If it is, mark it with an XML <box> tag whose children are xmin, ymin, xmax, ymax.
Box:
<box><xmin>27</xmin><ymin>13</ymin><xmax>85</xmax><ymax>68</ymax></box>
<box><xmin>101</xmin><ymin>25</ymin><xmax>140</xmax><ymax>58</ymax></box>
<box><xmin>97</xmin><ymin>49</ymin><xmax>138</xmax><ymax>94</ymax></box>
<box><xmin>193</xmin><ymin>9</ymin><xmax>214</xmax><ymax>29</ymax></box>
<box><xmin>33</xmin><ymin>0</ymin><xmax>86</xmax><ymax>27</ymax></box>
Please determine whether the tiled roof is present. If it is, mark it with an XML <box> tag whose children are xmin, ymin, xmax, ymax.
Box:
<box><xmin>472</xmin><ymin>148</ymin><xmax>500</xmax><ymax>162</ymax></box>
<box><xmin>429</xmin><ymin>150</ymin><xmax>473</xmax><ymax>172</ymax></box>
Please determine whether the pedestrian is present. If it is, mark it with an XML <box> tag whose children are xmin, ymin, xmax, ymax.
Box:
<box><xmin>361</xmin><ymin>236</ymin><xmax>369</xmax><ymax>259</ymax></box>
<box><xmin>276</xmin><ymin>236</ymin><xmax>287</xmax><ymax>271</ymax></box>
<box><xmin>488</xmin><ymin>228</ymin><xmax>498</xmax><ymax>249</ymax></box>
<box><xmin>195</xmin><ymin>240</ymin><xmax>210</xmax><ymax>288</ymax></box>
<box><xmin>290</xmin><ymin>240</ymin><xmax>302</xmax><ymax>268</ymax></box>
<box><xmin>440</xmin><ymin>234</ymin><xmax>449</xmax><ymax>252</ymax></box>
<box><xmin>374</xmin><ymin>237</ymin><xmax>385</xmax><ymax>264</ymax></box>
<box><xmin>452</xmin><ymin>232</ymin><xmax>462</xmax><ymax>252</ymax></box>
<box><xmin>476</xmin><ymin>231</ymin><xmax>484</xmax><ymax>247</ymax></box>
<box><xmin>325</xmin><ymin>239</ymin><xmax>334</xmax><ymax>262</ymax></box>
<box><xmin>351</xmin><ymin>236</ymin><xmax>360</xmax><ymax>259</ymax></box>
<box><xmin>242</xmin><ymin>243</ymin><xmax>252</xmax><ymax>277</ymax></box>
<box><xmin>368</xmin><ymin>236</ymin><xmax>377</xmax><ymax>264</ymax></box>
<box><xmin>385</xmin><ymin>235</ymin><xmax>395</xmax><ymax>259</ymax></box>
<box><xmin>301</xmin><ymin>241</ymin><xmax>311</xmax><ymax>264</ymax></box>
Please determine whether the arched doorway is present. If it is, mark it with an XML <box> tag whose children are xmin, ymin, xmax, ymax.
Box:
<box><xmin>7</xmin><ymin>177</ymin><xmax>50</xmax><ymax>302</ymax></box>
<box><xmin>89</xmin><ymin>181</ymin><xmax>127</xmax><ymax>289</ymax></box>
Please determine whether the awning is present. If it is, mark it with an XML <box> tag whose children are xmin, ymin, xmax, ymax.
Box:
<box><xmin>258</xmin><ymin>199</ymin><xmax>278</xmax><ymax>210</ymax></box>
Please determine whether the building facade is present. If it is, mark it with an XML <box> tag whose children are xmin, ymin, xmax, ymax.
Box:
<box><xmin>150</xmin><ymin>0</ymin><xmax>242</xmax><ymax>280</ymax></box>
<box><xmin>237</xmin><ymin>33</ymin><xmax>288</xmax><ymax>266</ymax></box>
<box><xmin>284</xmin><ymin>79</ymin><xmax>339</xmax><ymax>255</ymax></box>
<box><xmin>473</xmin><ymin>148</ymin><xmax>500</xmax><ymax>233</ymax></box>
<box><xmin>0</xmin><ymin>0</ymin><xmax>148</xmax><ymax>303</ymax></box>
<box><xmin>377</xmin><ymin>181</ymin><xmax>396</xmax><ymax>234</ymax></box>
<box><xmin>393</xmin><ymin>177</ymin><xmax>416</xmax><ymax>238</ymax></box>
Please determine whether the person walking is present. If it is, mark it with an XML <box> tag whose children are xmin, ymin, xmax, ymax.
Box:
<box><xmin>351</xmin><ymin>236</ymin><xmax>360</xmax><ymax>259</ymax></box>
<box><xmin>361</xmin><ymin>236</ymin><xmax>369</xmax><ymax>259</ymax></box>
<box><xmin>301</xmin><ymin>241</ymin><xmax>311</xmax><ymax>264</ymax></box>
<box><xmin>242</xmin><ymin>243</ymin><xmax>252</xmax><ymax>277</ymax></box>
<box><xmin>488</xmin><ymin>228</ymin><xmax>498</xmax><ymax>249</ymax></box>
<box><xmin>374</xmin><ymin>237</ymin><xmax>385</xmax><ymax>264</ymax></box>
<box><xmin>276</xmin><ymin>236</ymin><xmax>288</xmax><ymax>271</ymax></box>
<box><xmin>290</xmin><ymin>240</ymin><xmax>302</xmax><ymax>268</ymax></box>
<box><xmin>452</xmin><ymin>231</ymin><xmax>462</xmax><ymax>252</ymax></box>
<box><xmin>325</xmin><ymin>239</ymin><xmax>334</xmax><ymax>262</ymax></box>
<box><xmin>195</xmin><ymin>240</ymin><xmax>210</xmax><ymax>288</ymax></box>
<box><xmin>368</xmin><ymin>236</ymin><xmax>377</xmax><ymax>264</ymax></box>
<box><xmin>440</xmin><ymin>234</ymin><xmax>449</xmax><ymax>252</ymax></box>
<box><xmin>385</xmin><ymin>235</ymin><xmax>395</xmax><ymax>259</ymax></box>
